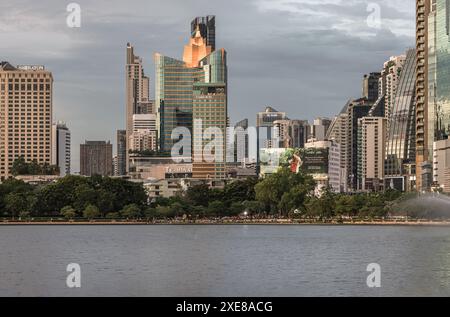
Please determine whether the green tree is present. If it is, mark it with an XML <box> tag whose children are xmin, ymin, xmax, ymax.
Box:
<box><xmin>4</xmin><ymin>192</ymin><xmax>36</xmax><ymax>219</ymax></box>
<box><xmin>74</xmin><ymin>184</ymin><xmax>97</xmax><ymax>212</ymax></box>
<box><xmin>83</xmin><ymin>204</ymin><xmax>100</xmax><ymax>220</ymax></box>
<box><xmin>120</xmin><ymin>204</ymin><xmax>141</xmax><ymax>219</ymax></box>
<box><xmin>60</xmin><ymin>206</ymin><xmax>77</xmax><ymax>219</ymax></box>
<box><xmin>256</xmin><ymin>167</ymin><xmax>315</xmax><ymax>215</ymax></box>
<box><xmin>185</xmin><ymin>184</ymin><xmax>214</xmax><ymax>207</ymax></box>
<box><xmin>229</xmin><ymin>201</ymin><xmax>245</xmax><ymax>216</ymax></box>
<box><xmin>144</xmin><ymin>207</ymin><xmax>158</xmax><ymax>219</ymax></box>
<box><xmin>169</xmin><ymin>202</ymin><xmax>185</xmax><ymax>218</ymax></box>
<box><xmin>207</xmin><ymin>200</ymin><xmax>226</xmax><ymax>217</ymax></box>
<box><xmin>243</xmin><ymin>200</ymin><xmax>265</xmax><ymax>215</ymax></box>
<box><xmin>155</xmin><ymin>206</ymin><xmax>172</xmax><ymax>218</ymax></box>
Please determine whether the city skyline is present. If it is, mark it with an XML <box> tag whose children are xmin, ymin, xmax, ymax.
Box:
<box><xmin>0</xmin><ymin>0</ymin><xmax>414</xmax><ymax>171</ymax></box>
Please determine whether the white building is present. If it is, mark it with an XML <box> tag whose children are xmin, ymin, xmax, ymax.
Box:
<box><xmin>130</xmin><ymin>114</ymin><xmax>158</xmax><ymax>152</ymax></box>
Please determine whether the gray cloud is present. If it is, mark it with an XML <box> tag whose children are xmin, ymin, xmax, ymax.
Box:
<box><xmin>0</xmin><ymin>0</ymin><xmax>414</xmax><ymax>172</ymax></box>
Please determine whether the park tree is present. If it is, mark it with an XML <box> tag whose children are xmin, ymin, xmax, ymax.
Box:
<box><xmin>255</xmin><ymin>168</ymin><xmax>315</xmax><ymax>215</ymax></box>
<box><xmin>4</xmin><ymin>192</ymin><xmax>36</xmax><ymax>219</ymax></box>
<box><xmin>83</xmin><ymin>204</ymin><xmax>100</xmax><ymax>220</ymax></box>
<box><xmin>120</xmin><ymin>204</ymin><xmax>141</xmax><ymax>219</ymax></box>
<box><xmin>60</xmin><ymin>206</ymin><xmax>77</xmax><ymax>220</ymax></box>
<box><xmin>207</xmin><ymin>200</ymin><xmax>226</xmax><ymax>217</ymax></box>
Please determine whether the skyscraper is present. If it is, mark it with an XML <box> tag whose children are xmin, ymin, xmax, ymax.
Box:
<box><xmin>191</xmin><ymin>16</ymin><xmax>216</xmax><ymax>51</ymax></box>
<box><xmin>379</xmin><ymin>54</ymin><xmax>406</xmax><ymax>122</ymax></box>
<box><xmin>155</xmin><ymin>17</ymin><xmax>227</xmax><ymax>180</ymax></box>
<box><xmin>80</xmin><ymin>141</ymin><xmax>113</xmax><ymax>176</ymax></box>
<box><xmin>154</xmin><ymin>54</ymin><xmax>204</xmax><ymax>153</ymax></box>
<box><xmin>192</xmin><ymin>49</ymin><xmax>227</xmax><ymax>179</ymax></box>
<box><xmin>385</xmin><ymin>49</ymin><xmax>416</xmax><ymax>191</ymax></box>
<box><xmin>0</xmin><ymin>62</ymin><xmax>53</xmax><ymax>180</ymax></box>
<box><xmin>357</xmin><ymin>117</ymin><xmax>387</xmax><ymax>191</ymax></box>
<box><xmin>126</xmin><ymin>43</ymin><xmax>151</xmax><ymax>172</ymax></box>
<box><xmin>116</xmin><ymin>130</ymin><xmax>127</xmax><ymax>176</ymax></box>
<box><xmin>347</xmin><ymin>98</ymin><xmax>372</xmax><ymax>190</ymax></box>
<box><xmin>52</xmin><ymin>122</ymin><xmax>71</xmax><ymax>177</ymax></box>
<box><xmin>415</xmin><ymin>0</ymin><xmax>430</xmax><ymax>190</ymax></box>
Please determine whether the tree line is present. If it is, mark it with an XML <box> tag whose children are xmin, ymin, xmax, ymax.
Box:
<box><xmin>0</xmin><ymin>167</ymin><xmax>410</xmax><ymax>221</ymax></box>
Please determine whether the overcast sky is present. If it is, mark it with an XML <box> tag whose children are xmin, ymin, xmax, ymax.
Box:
<box><xmin>0</xmin><ymin>0</ymin><xmax>414</xmax><ymax>172</ymax></box>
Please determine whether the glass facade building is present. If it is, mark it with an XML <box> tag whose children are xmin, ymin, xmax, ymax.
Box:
<box><xmin>428</xmin><ymin>0</ymin><xmax>450</xmax><ymax>153</ymax></box>
<box><xmin>191</xmin><ymin>16</ymin><xmax>216</xmax><ymax>51</ymax></box>
<box><xmin>155</xmin><ymin>54</ymin><xmax>204</xmax><ymax>152</ymax></box>
<box><xmin>193</xmin><ymin>49</ymin><xmax>228</xmax><ymax>179</ymax></box>
<box><xmin>385</xmin><ymin>49</ymin><xmax>417</xmax><ymax>184</ymax></box>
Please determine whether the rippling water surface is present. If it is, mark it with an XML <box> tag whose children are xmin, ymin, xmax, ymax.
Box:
<box><xmin>1</xmin><ymin>225</ymin><xmax>450</xmax><ymax>296</ymax></box>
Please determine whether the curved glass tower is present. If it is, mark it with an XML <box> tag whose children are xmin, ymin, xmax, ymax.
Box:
<box><xmin>385</xmin><ymin>49</ymin><xmax>417</xmax><ymax>182</ymax></box>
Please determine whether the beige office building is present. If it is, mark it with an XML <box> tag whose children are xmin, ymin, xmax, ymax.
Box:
<box><xmin>0</xmin><ymin>62</ymin><xmax>53</xmax><ymax>180</ymax></box>
<box><xmin>415</xmin><ymin>0</ymin><xmax>430</xmax><ymax>190</ymax></box>
<box><xmin>358</xmin><ymin>117</ymin><xmax>387</xmax><ymax>191</ymax></box>
<box><xmin>126</xmin><ymin>43</ymin><xmax>152</xmax><ymax>172</ymax></box>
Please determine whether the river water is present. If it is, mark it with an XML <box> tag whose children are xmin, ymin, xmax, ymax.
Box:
<box><xmin>1</xmin><ymin>225</ymin><xmax>450</xmax><ymax>296</ymax></box>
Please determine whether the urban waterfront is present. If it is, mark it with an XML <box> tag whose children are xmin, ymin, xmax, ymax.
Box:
<box><xmin>2</xmin><ymin>225</ymin><xmax>450</xmax><ymax>297</ymax></box>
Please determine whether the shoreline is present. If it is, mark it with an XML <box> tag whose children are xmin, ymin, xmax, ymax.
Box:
<box><xmin>2</xmin><ymin>219</ymin><xmax>450</xmax><ymax>226</ymax></box>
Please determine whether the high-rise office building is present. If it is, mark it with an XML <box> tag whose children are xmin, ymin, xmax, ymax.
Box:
<box><xmin>52</xmin><ymin>122</ymin><xmax>71</xmax><ymax>177</ymax></box>
<box><xmin>116</xmin><ymin>130</ymin><xmax>127</xmax><ymax>176</ymax></box>
<box><xmin>415</xmin><ymin>0</ymin><xmax>430</xmax><ymax>190</ymax></box>
<box><xmin>357</xmin><ymin>117</ymin><xmax>387</xmax><ymax>191</ymax></box>
<box><xmin>192</xmin><ymin>49</ymin><xmax>228</xmax><ymax>179</ymax></box>
<box><xmin>125</xmin><ymin>43</ymin><xmax>151</xmax><ymax>172</ymax></box>
<box><xmin>379</xmin><ymin>54</ymin><xmax>406</xmax><ymax>121</ymax></box>
<box><xmin>191</xmin><ymin>16</ymin><xmax>216</xmax><ymax>51</ymax></box>
<box><xmin>155</xmin><ymin>54</ymin><xmax>204</xmax><ymax>152</ymax></box>
<box><xmin>80</xmin><ymin>141</ymin><xmax>113</xmax><ymax>176</ymax></box>
<box><xmin>414</xmin><ymin>0</ymin><xmax>450</xmax><ymax>190</ymax></box>
<box><xmin>155</xmin><ymin>17</ymin><xmax>227</xmax><ymax>180</ymax></box>
<box><xmin>0</xmin><ymin>62</ymin><xmax>53</xmax><ymax>180</ymax></box>
<box><xmin>385</xmin><ymin>49</ymin><xmax>416</xmax><ymax>191</ymax></box>
<box><xmin>347</xmin><ymin>98</ymin><xmax>372</xmax><ymax>190</ymax></box>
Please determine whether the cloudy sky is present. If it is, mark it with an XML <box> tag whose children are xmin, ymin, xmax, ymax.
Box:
<box><xmin>0</xmin><ymin>0</ymin><xmax>415</xmax><ymax>171</ymax></box>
